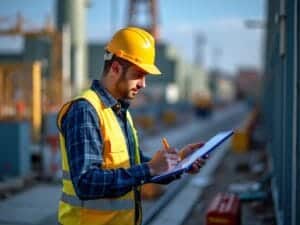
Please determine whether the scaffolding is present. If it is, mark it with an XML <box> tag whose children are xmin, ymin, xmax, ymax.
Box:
<box><xmin>0</xmin><ymin>62</ymin><xmax>42</xmax><ymax>142</ymax></box>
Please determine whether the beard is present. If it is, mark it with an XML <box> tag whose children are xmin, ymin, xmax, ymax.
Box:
<box><xmin>116</xmin><ymin>75</ymin><xmax>136</xmax><ymax>100</ymax></box>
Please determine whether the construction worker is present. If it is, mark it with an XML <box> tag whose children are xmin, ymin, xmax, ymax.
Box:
<box><xmin>57</xmin><ymin>27</ymin><xmax>205</xmax><ymax>225</ymax></box>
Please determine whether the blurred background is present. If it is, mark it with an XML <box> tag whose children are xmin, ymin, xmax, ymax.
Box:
<box><xmin>0</xmin><ymin>1</ymin><xmax>298</xmax><ymax>225</ymax></box>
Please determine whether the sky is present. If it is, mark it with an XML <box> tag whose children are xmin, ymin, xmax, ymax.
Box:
<box><xmin>0</xmin><ymin>0</ymin><xmax>266</xmax><ymax>74</ymax></box>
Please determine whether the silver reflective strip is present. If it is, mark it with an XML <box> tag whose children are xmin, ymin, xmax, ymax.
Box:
<box><xmin>62</xmin><ymin>170</ymin><xmax>70</xmax><ymax>180</ymax></box>
<box><xmin>61</xmin><ymin>193</ymin><xmax>135</xmax><ymax>211</ymax></box>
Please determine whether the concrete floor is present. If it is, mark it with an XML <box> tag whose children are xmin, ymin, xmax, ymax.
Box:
<box><xmin>0</xmin><ymin>103</ymin><xmax>252</xmax><ymax>225</ymax></box>
<box><xmin>184</xmin><ymin>148</ymin><xmax>276</xmax><ymax>225</ymax></box>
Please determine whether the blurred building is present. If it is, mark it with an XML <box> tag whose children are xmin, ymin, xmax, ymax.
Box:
<box><xmin>208</xmin><ymin>69</ymin><xmax>236</xmax><ymax>105</ymax></box>
<box><xmin>216</xmin><ymin>75</ymin><xmax>236</xmax><ymax>106</ymax></box>
<box><xmin>0</xmin><ymin>0</ymin><xmax>211</xmax><ymax>107</ymax></box>
<box><xmin>0</xmin><ymin>38</ymin><xmax>209</xmax><ymax>109</ymax></box>
<box><xmin>88</xmin><ymin>41</ymin><xmax>210</xmax><ymax>104</ymax></box>
<box><xmin>235</xmin><ymin>68</ymin><xmax>261</xmax><ymax>102</ymax></box>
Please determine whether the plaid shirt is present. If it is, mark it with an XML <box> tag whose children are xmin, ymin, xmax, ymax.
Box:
<box><xmin>61</xmin><ymin>80</ymin><xmax>151</xmax><ymax>200</ymax></box>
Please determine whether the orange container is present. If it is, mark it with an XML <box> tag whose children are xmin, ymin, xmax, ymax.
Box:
<box><xmin>231</xmin><ymin>130</ymin><xmax>249</xmax><ymax>153</ymax></box>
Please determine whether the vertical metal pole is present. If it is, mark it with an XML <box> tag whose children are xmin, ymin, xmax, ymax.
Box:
<box><xmin>292</xmin><ymin>1</ymin><xmax>299</xmax><ymax>225</ymax></box>
<box><xmin>32</xmin><ymin>62</ymin><xmax>42</xmax><ymax>143</ymax></box>
<box><xmin>70</xmin><ymin>0</ymin><xmax>87</xmax><ymax>95</ymax></box>
<box><xmin>279</xmin><ymin>0</ymin><xmax>286</xmax><ymax>57</ymax></box>
<box><xmin>0</xmin><ymin>67</ymin><xmax>3</xmax><ymax>117</ymax></box>
<box><xmin>62</xmin><ymin>24</ymin><xmax>71</xmax><ymax>100</ymax></box>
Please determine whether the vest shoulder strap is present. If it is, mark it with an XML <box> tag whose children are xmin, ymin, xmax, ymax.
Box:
<box><xmin>57</xmin><ymin>89</ymin><xmax>103</xmax><ymax>131</ymax></box>
<box><xmin>78</xmin><ymin>89</ymin><xmax>103</xmax><ymax>116</ymax></box>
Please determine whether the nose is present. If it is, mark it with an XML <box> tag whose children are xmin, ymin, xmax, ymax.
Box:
<box><xmin>137</xmin><ymin>75</ymin><xmax>146</xmax><ymax>89</ymax></box>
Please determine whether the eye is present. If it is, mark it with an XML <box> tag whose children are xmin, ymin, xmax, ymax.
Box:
<box><xmin>132</xmin><ymin>71</ymin><xmax>144</xmax><ymax>79</ymax></box>
<box><xmin>131</xmin><ymin>66</ymin><xmax>147</xmax><ymax>78</ymax></box>
<box><xmin>137</xmin><ymin>73</ymin><xmax>145</xmax><ymax>78</ymax></box>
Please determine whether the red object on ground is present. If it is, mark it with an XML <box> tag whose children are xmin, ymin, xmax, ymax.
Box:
<box><xmin>206</xmin><ymin>192</ymin><xmax>241</xmax><ymax>225</ymax></box>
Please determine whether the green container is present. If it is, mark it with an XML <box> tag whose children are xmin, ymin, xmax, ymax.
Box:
<box><xmin>0</xmin><ymin>121</ymin><xmax>31</xmax><ymax>178</ymax></box>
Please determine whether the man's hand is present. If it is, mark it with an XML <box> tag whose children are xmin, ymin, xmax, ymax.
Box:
<box><xmin>187</xmin><ymin>157</ymin><xmax>206</xmax><ymax>174</ymax></box>
<box><xmin>178</xmin><ymin>142</ymin><xmax>208</xmax><ymax>174</ymax></box>
<box><xmin>148</xmin><ymin>147</ymin><xmax>180</xmax><ymax>176</ymax></box>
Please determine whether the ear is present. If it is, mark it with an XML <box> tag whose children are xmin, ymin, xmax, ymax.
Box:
<box><xmin>110</xmin><ymin>61</ymin><xmax>122</xmax><ymax>76</ymax></box>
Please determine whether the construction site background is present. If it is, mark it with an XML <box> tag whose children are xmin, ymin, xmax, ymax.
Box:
<box><xmin>0</xmin><ymin>1</ymin><xmax>299</xmax><ymax>225</ymax></box>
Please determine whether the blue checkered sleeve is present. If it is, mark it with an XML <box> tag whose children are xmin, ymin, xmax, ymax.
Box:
<box><xmin>61</xmin><ymin>100</ymin><xmax>151</xmax><ymax>200</ymax></box>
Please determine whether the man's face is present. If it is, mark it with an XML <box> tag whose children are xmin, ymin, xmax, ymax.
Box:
<box><xmin>116</xmin><ymin>63</ymin><xmax>147</xmax><ymax>100</ymax></box>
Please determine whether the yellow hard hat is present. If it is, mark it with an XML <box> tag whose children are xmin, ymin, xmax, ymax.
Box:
<box><xmin>106</xmin><ymin>27</ymin><xmax>161</xmax><ymax>75</ymax></box>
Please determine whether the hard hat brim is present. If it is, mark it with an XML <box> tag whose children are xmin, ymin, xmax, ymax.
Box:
<box><xmin>138</xmin><ymin>63</ymin><xmax>161</xmax><ymax>75</ymax></box>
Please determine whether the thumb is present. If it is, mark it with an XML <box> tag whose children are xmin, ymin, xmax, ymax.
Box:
<box><xmin>181</xmin><ymin>142</ymin><xmax>204</xmax><ymax>158</ymax></box>
<box><xmin>194</xmin><ymin>142</ymin><xmax>205</xmax><ymax>148</ymax></box>
<box><xmin>188</xmin><ymin>142</ymin><xmax>204</xmax><ymax>152</ymax></box>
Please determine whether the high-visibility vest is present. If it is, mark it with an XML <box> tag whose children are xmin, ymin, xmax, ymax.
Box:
<box><xmin>57</xmin><ymin>89</ymin><xmax>142</xmax><ymax>225</ymax></box>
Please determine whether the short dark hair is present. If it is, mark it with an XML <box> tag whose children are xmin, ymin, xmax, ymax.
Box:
<box><xmin>102</xmin><ymin>51</ymin><xmax>132</xmax><ymax>77</ymax></box>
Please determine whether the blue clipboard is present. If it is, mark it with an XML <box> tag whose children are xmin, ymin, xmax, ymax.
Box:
<box><xmin>150</xmin><ymin>130</ymin><xmax>234</xmax><ymax>182</ymax></box>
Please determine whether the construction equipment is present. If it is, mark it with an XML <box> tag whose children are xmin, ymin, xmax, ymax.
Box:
<box><xmin>0</xmin><ymin>62</ymin><xmax>42</xmax><ymax>142</ymax></box>
<box><xmin>127</xmin><ymin>0</ymin><xmax>159</xmax><ymax>40</ymax></box>
<box><xmin>0</xmin><ymin>13</ymin><xmax>64</xmax><ymax>111</ymax></box>
<box><xmin>193</xmin><ymin>92</ymin><xmax>213</xmax><ymax>118</ymax></box>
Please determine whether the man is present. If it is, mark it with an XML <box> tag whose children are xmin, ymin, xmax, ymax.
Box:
<box><xmin>57</xmin><ymin>27</ymin><xmax>205</xmax><ymax>225</ymax></box>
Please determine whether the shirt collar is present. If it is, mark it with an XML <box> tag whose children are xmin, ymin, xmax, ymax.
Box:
<box><xmin>91</xmin><ymin>80</ymin><xmax>130</xmax><ymax>112</ymax></box>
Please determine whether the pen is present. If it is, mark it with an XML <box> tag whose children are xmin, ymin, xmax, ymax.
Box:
<box><xmin>162</xmin><ymin>137</ymin><xmax>170</xmax><ymax>150</ymax></box>
<box><xmin>162</xmin><ymin>137</ymin><xmax>182</xmax><ymax>162</ymax></box>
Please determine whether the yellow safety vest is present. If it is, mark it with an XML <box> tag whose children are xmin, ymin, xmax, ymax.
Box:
<box><xmin>57</xmin><ymin>89</ymin><xmax>142</xmax><ymax>225</ymax></box>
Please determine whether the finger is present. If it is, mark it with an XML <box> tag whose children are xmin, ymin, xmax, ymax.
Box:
<box><xmin>170</xmin><ymin>159</ymin><xmax>179</xmax><ymax>166</ymax></box>
<box><xmin>180</xmin><ymin>142</ymin><xmax>205</xmax><ymax>159</ymax></box>
<box><xmin>190</xmin><ymin>142</ymin><xmax>205</xmax><ymax>150</ymax></box>
<box><xmin>197</xmin><ymin>158</ymin><xmax>206</xmax><ymax>164</ymax></box>
<box><xmin>165</xmin><ymin>153</ymin><xmax>180</xmax><ymax>160</ymax></box>
<box><xmin>196</xmin><ymin>158</ymin><xmax>205</xmax><ymax>167</ymax></box>
<box><xmin>186</xmin><ymin>142</ymin><xmax>204</xmax><ymax>155</ymax></box>
<box><xmin>165</xmin><ymin>151</ymin><xmax>180</xmax><ymax>158</ymax></box>
<box><xmin>192</xmin><ymin>163</ymin><xmax>198</xmax><ymax>170</ymax></box>
<box><xmin>183</xmin><ymin>144</ymin><xmax>198</xmax><ymax>155</ymax></box>
<box><xmin>167</xmin><ymin>158</ymin><xmax>175</xmax><ymax>164</ymax></box>
<box><xmin>163</xmin><ymin>147</ymin><xmax>176</xmax><ymax>155</ymax></box>
<box><xmin>165</xmin><ymin>147</ymin><xmax>178</xmax><ymax>154</ymax></box>
<box><xmin>191</xmin><ymin>164</ymin><xmax>200</xmax><ymax>173</ymax></box>
<box><xmin>167</xmin><ymin>159</ymin><xmax>179</xmax><ymax>168</ymax></box>
<box><xmin>191</xmin><ymin>160</ymin><xmax>203</xmax><ymax>170</ymax></box>
<box><xmin>167</xmin><ymin>156</ymin><xmax>180</xmax><ymax>163</ymax></box>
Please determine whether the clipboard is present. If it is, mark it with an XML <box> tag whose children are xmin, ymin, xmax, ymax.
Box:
<box><xmin>150</xmin><ymin>130</ymin><xmax>234</xmax><ymax>182</ymax></box>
